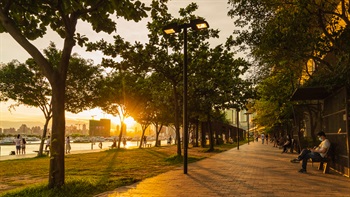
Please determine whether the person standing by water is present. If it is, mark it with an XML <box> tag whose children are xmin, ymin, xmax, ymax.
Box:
<box><xmin>65</xmin><ymin>136</ymin><xmax>71</xmax><ymax>154</ymax></box>
<box><xmin>261</xmin><ymin>133</ymin><xmax>265</xmax><ymax>144</ymax></box>
<box><xmin>45</xmin><ymin>136</ymin><xmax>51</xmax><ymax>151</ymax></box>
<box><xmin>21</xmin><ymin>138</ymin><xmax>26</xmax><ymax>154</ymax></box>
<box><xmin>123</xmin><ymin>138</ymin><xmax>127</xmax><ymax>148</ymax></box>
<box><xmin>13</xmin><ymin>134</ymin><xmax>21</xmax><ymax>155</ymax></box>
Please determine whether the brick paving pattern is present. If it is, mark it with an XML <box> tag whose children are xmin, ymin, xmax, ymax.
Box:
<box><xmin>96</xmin><ymin>141</ymin><xmax>350</xmax><ymax>197</ymax></box>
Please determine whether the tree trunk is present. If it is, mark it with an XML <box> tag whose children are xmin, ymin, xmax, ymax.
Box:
<box><xmin>139</xmin><ymin>125</ymin><xmax>148</xmax><ymax>148</ymax></box>
<box><xmin>38</xmin><ymin>117</ymin><xmax>51</xmax><ymax>156</ymax></box>
<box><xmin>201</xmin><ymin>121</ymin><xmax>206</xmax><ymax>147</ymax></box>
<box><xmin>118</xmin><ymin>122</ymin><xmax>125</xmax><ymax>149</ymax></box>
<box><xmin>48</xmin><ymin>80</ymin><xmax>66</xmax><ymax>188</ymax></box>
<box><xmin>155</xmin><ymin>123</ymin><xmax>163</xmax><ymax>147</ymax></box>
<box><xmin>208</xmin><ymin>115</ymin><xmax>214</xmax><ymax>152</ymax></box>
<box><xmin>194</xmin><ymin>119</ymin><xmax>199</xmax><ymax>147</ymax></box>
<box><xmin>172</xmin><ymin>84</ymin><xmax>181</xmax><ymax>156</ymax></box>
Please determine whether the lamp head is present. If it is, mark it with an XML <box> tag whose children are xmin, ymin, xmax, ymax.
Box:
<box><xmin>190</xmin><ymin>19</ymin><xmax>209</xmax><ymax>31</ymax></box>
<box><xmin>162</xmin><ymin>23</ymin><xmax>181</xmax><ymax>34</ymax></box>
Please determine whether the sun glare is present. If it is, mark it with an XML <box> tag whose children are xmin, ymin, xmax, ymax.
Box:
<box><xmin>124</xmin><ymin>117</ymin><xmax>136</xmax><ymax>127</ymax></box>
<box><xmin>110</xmin><ymin>116</ymin><xmax>136</xmax><ymax>128</ymax></box>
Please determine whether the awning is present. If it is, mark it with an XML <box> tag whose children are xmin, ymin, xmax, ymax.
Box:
<box><xmin>290</xmin><ymin>87</ymin><xmax>330</xmax><ymax>101</ymax></box>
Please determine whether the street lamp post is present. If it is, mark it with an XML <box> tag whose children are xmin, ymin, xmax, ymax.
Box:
<box><xmin>163</xmin><ymin>19</ymin><xmax>209</xmax><ymax>174</ymax></box>
<box><xmin>245</xmin><ymin>112</ymin><xmax>252</xmax><ymax>145</ymax></box>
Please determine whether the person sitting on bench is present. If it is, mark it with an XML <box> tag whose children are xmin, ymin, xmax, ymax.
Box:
<box><xmin>281</xmin><ymin>135</ymin><xmax>291</xmax><ymax>153</ymax></box>
<box><xmin>111</xmin><ymin>138</ymin><xmax>117</xmax><ymax>148</ymax></box>
<box><xmin>290</xmin><ymin>131</ymin><xmax>330</xmax><ymax>173</ymax></box>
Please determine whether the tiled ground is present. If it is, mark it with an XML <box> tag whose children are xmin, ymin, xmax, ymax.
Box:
<box><xmin>96</xmin><ymin>141</ymin><xmax>350</xmax><ymax>197</ymax></box>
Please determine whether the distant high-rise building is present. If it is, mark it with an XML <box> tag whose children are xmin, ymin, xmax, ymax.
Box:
<box><xmin>66</xmin><ymin>125</ymin><xmax>78</xmax><ymax>135</ymax></box>
<box><xmin>115</xmin><ymin>125</ymin><xmax>120</xmax><ymax>135</ymax></box>
<box><xmin>89</xmin><ymin>119</ymin><xmax>111</xmax><ymax>137</ymax></box>
<box><xmin>31</xmin><ymin>126</ymin><xmax>42</xmax><ymax>135</ymax></box>
<box><xmin>3</xmin><ymin>128</ymin><xmax>16</xmax><ymax>135</ymax></box>
<box><xmin>17</xmin><ymin>124</ymin><xmax>31</xmax><ymax>134</ymax></box>
<box><xmin>82</xmin><ymin>124</ymin><xmax>87</xmax><ymax>135</ymax></box>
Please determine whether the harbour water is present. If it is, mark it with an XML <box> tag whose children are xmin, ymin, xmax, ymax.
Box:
<box><xmin>0</xmin><ymin>140</ymin><xmax>167</xmax><ymax>157</ymax></box>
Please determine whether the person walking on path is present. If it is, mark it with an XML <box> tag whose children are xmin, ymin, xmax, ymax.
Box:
<box><xmin>266</xmin><ymin>134</ymin><xmax>269</xmax><ymax>144</ymax></box>
<box><xmin>66</xmin><ymin>136</ymin><xmax>71</xmax><ymax>154</ymax></box>
<box><xmin>13</xmin><ymin>134</ymin><xmax>21</xmax><ymax>155</ymax></box>
<box><xmin>290</xmin><ymin>131</ymin><xmax>330</xmax><ymax>173</ymax></box>
<box><xmin>273</xmin><ymin>134</ymin><xmax>278</xmax><ymax>147</ymax></box>
<box><xmin>21</xmin><ymin>138</ymin><xmax>26</xmax><ymax>154</ymax></box>
<box><xmin>261</xmin><ymin>133</ymin><xmax>265</xmax><ymax>144</ymax></box>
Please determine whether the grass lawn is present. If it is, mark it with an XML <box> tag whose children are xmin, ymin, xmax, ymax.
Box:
<box><xmin>0</xmin><ymin>143</ymin><xmax>238</xmax><ymax>197</ymax></box>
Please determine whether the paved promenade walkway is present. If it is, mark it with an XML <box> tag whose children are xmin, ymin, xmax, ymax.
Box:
<box><xmin>97</xmin><ymin>141</ymin><xmax>350</xmax><ymax>197</ymax></box>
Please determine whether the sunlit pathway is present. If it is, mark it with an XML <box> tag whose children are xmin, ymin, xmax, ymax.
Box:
<box><xmin>96</xmin><ymin>141</ymin><xmax>350</xmax><ymax>197</ymax></box>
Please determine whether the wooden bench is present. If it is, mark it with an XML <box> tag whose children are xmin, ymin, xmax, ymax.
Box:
<box><xmin>312</xmin><ymin>155</ymin><xmax>331</xmax><ymax>174</ymax></box>
<box><xmin>311</xmin><ymin>143</ymin><xmax>335</xmax><ymax>174</ymax></box>
<box><xmin>146</xmin><ymin>143</ymin><xmax>152</xmax><ymax>147</ymax></box>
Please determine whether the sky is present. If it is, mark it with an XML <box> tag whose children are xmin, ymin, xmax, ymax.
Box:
<box><xmin>0</xmin><ymin>0</ymin><xmax>238</xmax><ymax>129</ymax></box>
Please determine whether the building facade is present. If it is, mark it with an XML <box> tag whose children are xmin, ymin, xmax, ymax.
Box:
<box><xmin>89</xmin><ymin>119</ymin><xmax>111</xmax><ymax>137</ymax></box>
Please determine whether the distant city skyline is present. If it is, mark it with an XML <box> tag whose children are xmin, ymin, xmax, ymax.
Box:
<box><xmin>0</xmin><ymin>102</ymin><xmax>102</xmax><ymax>129</ymax></box>
<box><xmin>0</xmin><ymin>0</ymin><xmax>237</xmax><ymax>128</ymax></box>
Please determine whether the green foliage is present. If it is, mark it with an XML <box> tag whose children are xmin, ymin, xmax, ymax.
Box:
<box><xmin>0</xmin><ymin>43</ymin><xmax>102</xmax><ymax>114</ymax></box>
<box><xmin>148</xmin><ymin>1</ymin><xmax>254</xmax><ymax>122</ymax></box>
<box><xmin>228</xmin><ymin>0</ymin><xmax>350</xmax><ymax>82</ymax></box>
<box><xmin>0</xmin><ymin>144</ymin><xmax>236</xmax><ymax>196</ymax></box>
<box><xmin>0</xmin><ymin>0</ymin><xmax>150</xmax><ymax>188</ymax></box>
<box><xmin>164</xmin><ymin>154</ymin><xmax>184</xmax><ymax>163</ymax></box>
<box><xmin>86</xmin><ymin>1</ymin><xmax>255</xmax><ymax>154</ymax></box>
<box><xmin>0</xmin><ymin>1</ymin><xmax>149</xmax><ymax>39</ymax></box>
<box><xmin>0</xmin><ymin>60</ymin><xmax>51</xmax><ymax>105</ymax></box>
<box><xmin>164</xmin><ymin>154</ymin><xmax>204</xmax><ymax>164</ymax></box>
<box><xmin>228</xmin><ymin>0</ymin><xmax>350</xmax><ymax>129</ymax></box>
<box><xmin>0</xmin><ymin>177</ymin><xmax>137</xmax><ymax>197</ymax></box>
<box><xmin>253</xmin><ymin>68</ymin><xmax>296</xmax><ymax>128</ymax></box>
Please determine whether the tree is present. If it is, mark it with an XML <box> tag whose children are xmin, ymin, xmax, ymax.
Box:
<box><xmin>0</xmin><ymin>43</ymin><xmax>102</xmax><ymax>156</ymax></box>
<box><xmin>188</xmin><ymin>45</ymin><xmax>253</xmax><ymax>150</ymax></box>
<box><xmin>86</xmin><ymin>34</ymin><xmax>152</xmax><ymax>148</ymax></box>
<box><xmin>227</xmin><ymin>0</ymin><xmax>350</xmax><ymax>131</ymax></box>
<box><xmin>146</xmin><ymin>1</ymin><xmax>226</xmax><ymax>155</ymax></box>
<box><xmin>141</xmin><ymin>1</ymin><xmax>254</xmax><ymax>152</ymax></box>
<box><xmin>148</xmin><ymin>75</ymin><xmax>173</xmax><ymax>147</ymax></box>
<box><xmin>253</xmin><ymin>69</ymin><xmax>296</xmax><ymax>129</ymax></box>
<box><xmin>0</xmin><ymin>1</ymin><xmax>148</xmax><ymax>188</ymax></box>
<box><xmin>87</xmin><ymin>1</ymin><xmax>254</xmax><ymax>154</ymax></box>
<box><xmin>228</xmin><ymin>0</ymin><xmax>350</xmax><ymax>84</ymax></box>
<box><xmin>0</xmin><ymin>59</ymin><xmax>52</xmax><ymax>156</ymax></box>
